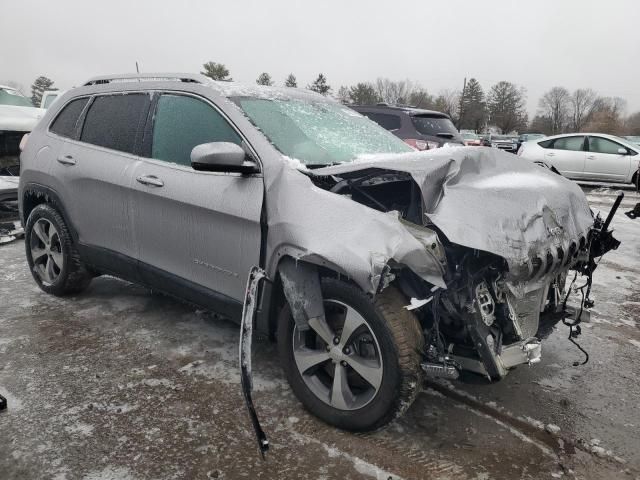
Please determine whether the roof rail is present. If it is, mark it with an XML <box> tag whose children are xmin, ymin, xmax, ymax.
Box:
<box><xmin>83</xmin><ymin>73</ymin><xmax>207</xmax><ymax>86</ymax></box>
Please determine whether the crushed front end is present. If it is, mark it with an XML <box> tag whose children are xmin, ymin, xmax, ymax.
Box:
<box><xmin>310</xmin><ymin>148</ymin><xmax>621</xmax><ymax>381</ymax></box>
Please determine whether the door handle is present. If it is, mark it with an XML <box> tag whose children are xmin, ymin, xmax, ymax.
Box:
<box><xmin>587</xmin><ymin>155</ymin><xmax>596</xmax><ymax>160</ymax></box>
<box><xmin>546</xmin><ymin>152</ymin><xmax>555</xmax><ymax>157</ymax></box>
<box><xmin>56</xmin><ymin>155</ymin><xmax>76</xmax><ymax>166</ymax></box>
<box><xmin>136</xmin><ymin>175</ymin><xmax>164</xmax><ymax>187</ymax></box>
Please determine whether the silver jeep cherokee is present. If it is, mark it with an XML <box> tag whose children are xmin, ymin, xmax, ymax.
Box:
<box><xmin>19</xmin><ymin>73</ymin><xmax>618</xmax><ymax>436</ymax></box>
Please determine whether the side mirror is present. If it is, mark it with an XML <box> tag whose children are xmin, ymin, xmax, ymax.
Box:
<box><xmin>617</xmin><ymin>147</ymin><xmax>628</xmax><ymax>155</ymax></box>
<box><xmin>191</xmin><ymin>142</ymin><xmax>259</xmax><ymax>174</ymax></box>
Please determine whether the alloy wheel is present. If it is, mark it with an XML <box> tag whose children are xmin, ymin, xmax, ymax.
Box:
<box><xmin>292</xmin><ymin>299</ymin><xmax>383</xmax><ymax>411</ymax></box>
<box><xmin>30</xmin><ymin>218</ymin><xmax>63</xmax><ymax>286</ymax></box>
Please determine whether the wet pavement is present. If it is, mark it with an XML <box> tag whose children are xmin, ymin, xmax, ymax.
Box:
<box><xmin>1</xmin><ymin>190</ymin><xmax>639</xmax><ymax>480</ymax></box>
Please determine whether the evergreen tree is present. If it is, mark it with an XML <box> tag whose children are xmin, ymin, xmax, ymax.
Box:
<box><xmin>348</xmin><ymin>83</ymin><xmax>380</xmax><ymax>105</ymax></box>
<box><xmin>308</xmin><ymin>73</ymin><xmax>331</xmax><ymax>95</ymax></box>
<box><xmin>30</xmin><ymin>76</ymin><xmax>55</xmax><ymax>107</ymax></box>
<box><xmin>200</xmin><ymin>62</ymin><xmax>232</xmax><ymax>81</ymax></box>
<box><xmin>284</xmin><ymin>73</ymin><xmax>297</xmax><ymax>88</ymax></box>
<box><xmin>256</xmin><ymin>72</ymin><xmax>274</xmax><ymax>86</ymax></box>
<box><xmin>458</xmin><ymin>78</ymin><xmax>486</xmax><ymax>131</ymax></box>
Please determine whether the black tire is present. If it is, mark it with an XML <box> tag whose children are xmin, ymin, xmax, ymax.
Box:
<box><xmin>278</xmin><ymin>277</ymin><xmax>424</xmax><ymax>431</ymax></box>
<box><xmin>25</xmin><ymin>203</ymin><xmax>92</xmax><ymax>296</ymax></box>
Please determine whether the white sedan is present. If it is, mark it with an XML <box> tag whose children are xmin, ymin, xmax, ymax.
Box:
<box><xmin>518</xmin><ymin>133</ymin><xmax>640</xmax><ymax>185</ymax></box>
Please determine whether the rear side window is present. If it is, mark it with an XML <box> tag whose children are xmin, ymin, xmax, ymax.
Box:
<box><xmin>589</xmin><ymin>137</ymin><xmax>624</xmax><ymax>155</ymax></box>
<box><xmin>411</xmin><ymin>115</ymin><xmax>458</xmax><ymax>137</ymax></box>
<box><xmin>80</xmin><ymin>93</ymin><xmax>150</xmax><ymax>154</ymax></box>
<box><xmin>363</xmin><ymin>112</ymin><xmax>401</xmax><ymax>131</ymax></box>
<box><xmin>552</xmin><ymin>136</ymin><xmax>585</xmax><ymax>151</ymax></box>
<box><xmin>50</xmin><ymin>98</ymin><xmax>90</xmax><ymax>139</ymax></box>
<box><xmin>151</xmin><ymin>94</ymin><xmax>242</xmax><ymax>166</ymax></box>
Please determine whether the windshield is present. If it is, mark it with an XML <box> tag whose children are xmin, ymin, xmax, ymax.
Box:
<box><xmin>411</xmin><ymin>115</ymin><xmax>458</xmax><ymax>137</ymax></box>
<box><xmin>492</xmin><ymin>135</ymin><xmax>511</xmax><ymax>141</ymax></box>
<box><xmin>0</xmin><ymin>88</ymin><xmax>34</xmax><ymax>107</ymax></box>
<box><xmin>233</xmin><ymin>97</ymin><xmax>412</xmax><ymax>166</ymax></box>
<box><xmin>462</xmin><ymin>132</ymin><xmax>478</xmax><ymax>140</ymax></box>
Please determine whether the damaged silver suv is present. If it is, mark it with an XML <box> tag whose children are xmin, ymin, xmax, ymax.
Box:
<box><xmin>19</xmin><ymin>74</ymin><xmax>619</xmax><ymax>438</ymax></box>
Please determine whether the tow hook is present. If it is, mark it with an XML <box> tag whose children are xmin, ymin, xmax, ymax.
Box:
<box><xmin>239</xmin><ymin>266</ymin><xmax>269</xmax><ymax>459</ymax></box>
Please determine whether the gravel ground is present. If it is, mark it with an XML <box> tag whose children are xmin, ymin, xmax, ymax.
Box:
<box><xmin>1</xmin><ymin>191</ymin><xmax>639</xmax><ymax>480</ymax></box>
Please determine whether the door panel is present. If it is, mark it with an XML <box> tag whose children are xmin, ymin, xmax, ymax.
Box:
<box><xmin>132</xmin><ymin>92</ymin><xmax>263</xmax><ymax>302</ymax></box>
<box><xmin>52</xmin><ymin>141</ymin><xmax>138</xmax><ymax>259</ymax></box>
<box><xmin>544</xmin><ymin>136</ymin><xmax>586</xmax><ymax>179</ymax></box>
<box><xmin>584</xmin><ymin>136</ymin><xmax>632</xmax><ymax>182</ymax></box>
<box><xmin>131</xmin><ymin>161</ymin><xmax>263</xmax><ymax>302</ymax></box>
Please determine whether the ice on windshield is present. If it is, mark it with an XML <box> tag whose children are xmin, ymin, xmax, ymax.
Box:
<box><xmin>234</xmin><ymin>97</ymin><xmax>412</xmax><ymax>166</ymax></box>
<box><xmin>0</xmin><ymin>88</ymin><xmax>34</xmax><ymax>107</ymax></box>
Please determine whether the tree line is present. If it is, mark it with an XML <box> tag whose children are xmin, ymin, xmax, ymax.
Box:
<box><xmin>12</xmin><ymin>63</ymin><xmax>639</xmax><ymax>136</ymax></box>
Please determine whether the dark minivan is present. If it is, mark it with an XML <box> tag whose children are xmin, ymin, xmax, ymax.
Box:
<box><xmin>352</xmin><ymin>105</ymin><xmax>464</xmax><ymax>150</ymax></box>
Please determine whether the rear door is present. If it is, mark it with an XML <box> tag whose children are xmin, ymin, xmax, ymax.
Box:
<box><xmin>131</xmin><ymin>92</ymin><xmax>264</xmax><ymax>305</ymax></box>
<box><xmin>50</xmin><ymin>92</ymin><xmax>150</xmax><ymax>276</ymax></box>
<box><xmin>543</xmin><ymin>135</ymin><xmax>586</xmax><ymax>179</ymax></box>
<box><xmin>584</xmin><ymin>136</ymin><xmax>634</xmax><ymax>182</ymax></box>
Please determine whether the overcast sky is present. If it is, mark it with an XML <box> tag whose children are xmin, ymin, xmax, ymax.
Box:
<box><xmin>2</xmin><ymin>0</ymin><xmax>640</xmax><ymax>116</ymax></box>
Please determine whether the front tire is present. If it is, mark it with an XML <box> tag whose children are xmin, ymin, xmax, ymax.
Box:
<box><xmin>278</xmin><ymin>278</ymin><xmax>424</xmax><ymax>431</ymax></box>
<box><xmin>25</xmin><ymin>204</ymin><xmax>92</xmax><ymax>296</ymax></box>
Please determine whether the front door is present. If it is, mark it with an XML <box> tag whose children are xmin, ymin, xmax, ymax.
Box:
<box><xmin>131</xmin><ymin>92</ymin><xmax>263</xmax><ymax>304</ymax></box>
<box><xmin>584</xmin><ymin>136</ymin><xmax>633</xmax><ymax>182</ymax></box>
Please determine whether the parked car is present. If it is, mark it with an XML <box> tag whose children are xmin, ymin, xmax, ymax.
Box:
<box><xmin>40</xmin><ymin>90</ymin><xmax>67</xmax><ymax>109</ymax></box>
<box><xmin>0</xmin><ymin>85</ymin><xmax>45</xmax><ymax>175</ymax></box>
<box><xmin>19</xmin><ymin>74</ymin><xmax>617</xmax><ymax>436</ymax></box>
<box><xmin>517</xmin><ymin>133</ymin><xmax>546</xmax><ymax>150</ymax></box>
<box><xmin>351</xmin><ymin>105</ymin><xmax>464</xmax><ymax>150</ymax></box>
<box><xmin>518</xmin><ymin>133</ymin><xmax>640</xmax><ymax>185</ymax></box>
<box><xmin>461</xmin><ymin>131</ymin><xmax>482</xmax><ymax>146</ymax></box>
<box><xmin>489</xmin><ymin>134</ymin><xmax>518</xmax><ymax>153</ymax></box>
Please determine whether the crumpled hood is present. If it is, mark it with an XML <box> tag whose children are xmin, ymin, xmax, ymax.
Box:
<box><xmin>0</xmin><ymin>105</ymin><xmax>45</xmax><ymax>131</ymax></box>
<box><xmin>313</xmin><ymin>147</ymin><xmax>594</xmax><ymax>285</ymax></box>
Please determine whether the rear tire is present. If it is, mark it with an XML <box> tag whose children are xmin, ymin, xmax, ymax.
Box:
<box><xmin>25</xmin><ymin>204</ymin><xmax>92</xmax><ymax>296</ymax></box>
<box><xmin>278</xmin><ymin>278</ymin><xmax>424</xmax><ymax>431</ymax></box>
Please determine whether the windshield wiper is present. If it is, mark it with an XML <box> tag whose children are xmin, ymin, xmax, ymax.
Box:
<box><xmin>435</xmin><ymin>133</ymin><xmax>454</xmax><ymax>139</ymax></box>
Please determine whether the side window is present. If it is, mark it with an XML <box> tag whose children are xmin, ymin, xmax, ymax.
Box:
<box><xmin>151</xmin><ymin>94</ymin><xmax>242</xmax><ymax>166</ymax></box>
<box><xmin>80</xmin><ymin>93</ymin><xmax>150</xmax><ymax>154</ymax></box>
<box><xmin>49</xmin><ymin>98</ymin><xmax>90</xmax><ymax>139</ymax></box>
<box><xmin>552</xmin><ymin>136</ymin><xmax>584</xmax><ymax>151</ymax></box>
<box><xmin>363</xmin><ymin>112</ymin><xmax>401</xmax><ymax>131</ymax></box>
<box><xmin>589</xmin><ymin>137</ymin><xmax>625</xmax><ymax>155</ymax></box>
<box><xmin>538</xmin><ymin>139</ymin><xmax>553</xmax><ymax>148</ymax></box>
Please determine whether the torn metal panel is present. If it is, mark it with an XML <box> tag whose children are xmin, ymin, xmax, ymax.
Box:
<box><xmin>239</xmin><ymin>267</ymin><xmax>269</xmax><ymax>458</ymax></box>
<box><xmin>278</xmin><ymin>257</ymin><xmax>324</xmax><ymax>331</ymax></box>
<box><xmin>312</xmin><ymin>148</ymin><xmax>594</xmax><ymax>296</ymax></box>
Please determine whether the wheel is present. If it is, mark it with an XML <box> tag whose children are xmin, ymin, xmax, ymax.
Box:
<box><xmin>278</xmin><ymin>277</ymin><xmax>424</xmax><ymax>431</ymax></box>
<box><xmin>25</xmin><ymin>204</ymin><xmax>92</xmax><ymax>296</ymax></box>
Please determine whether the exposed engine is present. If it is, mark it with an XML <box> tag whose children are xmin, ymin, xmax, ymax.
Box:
<box><xmin>311</xmin><ymin>169</ymin><xmax>621</xmax><ymax>381</ymax></box>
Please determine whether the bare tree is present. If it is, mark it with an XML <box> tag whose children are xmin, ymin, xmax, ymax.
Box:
<box><xmin>487</xmin><ymin>81</ymin><xmax>527</xmax><ymax>133</ymax></box>
<box><xmin>374</xmin><ymin>78</ymin><xmax>417</xmax><ymax>105</ymax></box>
<box><xmin>584</xmin><ymin>96</ymin><xmax>627</xmax><ymax>134</ymax></box>
<box><xmin>538</xmin><ymin>87</ymin><xmax>570</xmax><ymax>134</ymax></box>
<box><xmin>336</xmin><ymin>86</ymin><xmax>350</xmax><ymax>104</ymax></box>
<box><xmin>433</xmin><ymin>89</ymin><xmax>460</xmax><ymax>121</ymax></box>
<box><xmin>569</xmin><ymin>88</ymin><xmax>597</xmax><ymax>132</ymax></box>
